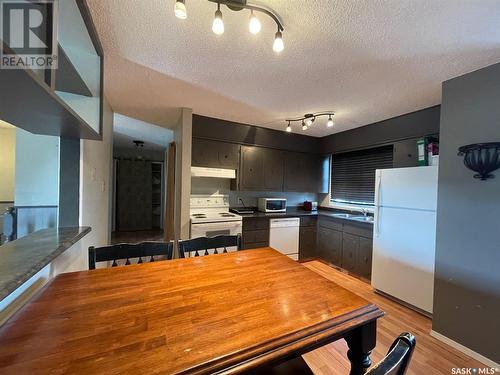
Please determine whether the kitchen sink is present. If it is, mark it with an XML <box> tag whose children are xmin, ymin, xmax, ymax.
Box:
<box><xmin>331</xmin><ymin>213</ymin><xmax>354</xmax><ymax>218</ymax></box>
<box><xmin>350</xmin><ymin>216</ymin><xmax>374</xmax><ymax>223</ymax></box>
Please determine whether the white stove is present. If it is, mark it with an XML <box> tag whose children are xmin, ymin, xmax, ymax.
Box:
<box><xmin>189</xmin><ymin>195</ymin><xmax>242</xmax><ymax>255</ymax></box>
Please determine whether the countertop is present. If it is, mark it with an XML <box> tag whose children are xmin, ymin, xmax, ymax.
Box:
<box><xmin>0</xmin><ymin>226</ymin><xmax>91</xmax><ymax>302</ymax></box>
<box><xmin>233</xmin><ymin>207</ymin><xmax>374</xmax><ymax>225</ymax></box>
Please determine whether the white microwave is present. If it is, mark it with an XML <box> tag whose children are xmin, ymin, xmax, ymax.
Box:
<box><xmin>258</xmin><ymin>198</ymin><xmax>287</xmax><ymax>213</ymax></box>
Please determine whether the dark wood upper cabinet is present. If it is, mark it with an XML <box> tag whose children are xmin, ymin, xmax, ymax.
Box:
<box><xmin>192</xmin><ymin>139</ymin><xmax>324</xmax><ymax>193</ymax></box>
<box><xmin>284</xmin><ymin>152</ymin><xmax>321</xmax><ymax>193</ymax></box>
<box><xmin>240</xmin><ymin>146</ymin><xmax>265</xmax><ymax>190</ymax></box>
<box><xmin>218</xmin><ymin>143</ymin><xmax>240</xmax><ymax>169</ymax></box>
<box><xmin>192</xmin><ymin>139</ymin><xmax>240</xmax><ymax>169</ymax></box>
<box><xmin>239</xmin><ymin>146</ymin><xmax>284</xmax><ymax>191</ymax></box>
<box><xmin>262</xmin><ymin>148</ymin><xmax>285</xmax><ymax>191</ymax></box>
<box><xmin>393</xmin><ymin>139</ymin><xmax>418</xmax><ymax>168</ymax></box>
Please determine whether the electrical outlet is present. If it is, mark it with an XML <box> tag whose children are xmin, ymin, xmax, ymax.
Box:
<box><xmin>100</xmin><ymin>181</ymin><xmax>106</xmax><ymax>192</ymax></box>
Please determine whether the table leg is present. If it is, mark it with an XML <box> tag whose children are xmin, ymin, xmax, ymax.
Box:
<box><xmin>345</xmin><ymin>320</ymin><xmax>377</xmax><ymax>375</ymax></box>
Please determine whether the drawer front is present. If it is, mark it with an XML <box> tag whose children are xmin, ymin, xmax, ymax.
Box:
<box><xmin>300</xmin><ymin>216</ymin><xmax>317</xmax><ymax>227</ymax></box>
<box><xmin>243</xmin><ymin>217</ymin><xmax>269</xmax><ymax>231</ymax></box>
<box><xmin>318</xmin><ymin>216</ymin><xmax>343</xmax><ymax>231</ymax></box>
<box><xmin>243</xmin><ymin>229</ymin><xmax>269</xmax><ymax>243</ymax></box>
<box><xmin>343</xmin><ymin>222</ymin><xmax>373</xmax><ymax>238</ymax></box>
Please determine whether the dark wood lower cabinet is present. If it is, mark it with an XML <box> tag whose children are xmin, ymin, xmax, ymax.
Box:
<box><xmin>358</xmin><ymin>237</ymin><xmax>373</xmax><ymax>279</ymax></box>
<box><xmin>242</xmin><ymin>217</ymin><xmax>270</xmax><ymax>250</ymax></box>
<box><xmin>299</xmin><ymin>226</ymin><xmax>317</xmax><ymax>260</ymax></box>
<box><xmin>342</xmin><ymin>233</ymin><xmax>358</xmax><ymax>272</ymax></box>
<box><xmin>317</xmin><ymin>226</ymin><xmax>342</xmax><ymax>266</ymax></box>
<box><xmin>318</xmin><ymin>216</ymin><xmax>373</xmax><ymax>280</ymax></box>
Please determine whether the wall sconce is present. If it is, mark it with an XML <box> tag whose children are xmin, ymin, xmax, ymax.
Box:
<box><xmin>457</xmin><ymin>142</ymin><xmax>500</xmax><ymax>180</ymax></box>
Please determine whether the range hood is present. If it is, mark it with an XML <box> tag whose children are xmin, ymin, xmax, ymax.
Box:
<box><xmin>191</xmin><ymin>166</ymin><xmax>236</xmax><ymax>179</ymax></box>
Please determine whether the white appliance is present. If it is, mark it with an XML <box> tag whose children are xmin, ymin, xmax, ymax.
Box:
<box><xmin>189</xmin><ymin>194</ymin><xmax>242</xmax><ymax>257</ymax></box>
<box><xmin>191</xmin><ymin>167</ymin><xmax>236</xmax><ymax>179</ymax></box>
<box><xmin>372</xmin><ymin>166</ymin><xmax>438</xmax><ymax>314</ymax></box>
<box><xmin>258</xmin><ymin>198</ymin><xmax>287</xmax><ymax>213</ymax></box>
<box><xmin>269</xmin><ymin>218</ymin><xmax>300</xmax><ymax>261</ymax></box>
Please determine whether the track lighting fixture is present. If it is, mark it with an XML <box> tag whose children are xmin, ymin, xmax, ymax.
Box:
<box><xmin>273</xmin><ymin>30</ymin><xmax>284</xmax><ymax>53</ymax></box>
<box><xmin>327</xmin><ymin>115</ymin><xmax>334</xmax><ymax>127</ymax></box>
<box><xmin>305</xmin><ymin>116</ymin><xmax>315</xmax><ymax>127</ymax></box>
<box><xmin>175</xmin><ymin>0</ymin><xmax>284</xmax><ymax>53</ymax></box>
<box><xmin>174</xmin><ymin>0</ymin><xmax>187</xmax><ymax>19</ymax></box>
<box><xmin>249</xmin><ymin>10</ymin><xmax>261</xmax><ymax>34</ymax></box>
<box><xmin>212</xmin><ymin>3</ymin><xmax>224</xmax><ymax>35</ymax></box>
<box><xmin>285</xmin><ymin>112</ymin><xmax>335</xmax><ymax>132</ymax></box>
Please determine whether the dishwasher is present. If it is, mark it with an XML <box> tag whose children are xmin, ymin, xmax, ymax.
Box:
<box><xmin>269</xmin><ymin>218</ymin><xmax>300</xmax><ymax>260</ymax></box>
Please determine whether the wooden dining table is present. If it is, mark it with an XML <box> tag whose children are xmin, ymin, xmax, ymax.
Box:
<box><xmin>0</xmin><ymin>248</ymin><xmax>384</xmax><ymax>375</ymax></box>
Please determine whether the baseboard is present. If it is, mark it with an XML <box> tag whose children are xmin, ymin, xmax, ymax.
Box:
<box><xmin>374</xmin><ymin>289</ymin><xmax>432</xmax><ymax>319</ymax></box>
<box><xmin>430</xmin><ymin>330</ymin><xmax>500</xmax><ymax>369</ymax></box>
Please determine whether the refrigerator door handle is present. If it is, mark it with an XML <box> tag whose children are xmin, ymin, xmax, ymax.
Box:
<box><xmin>374</xmin><ymin>173</ymin><xmax>382</xmax><ymax>237</ymax></box>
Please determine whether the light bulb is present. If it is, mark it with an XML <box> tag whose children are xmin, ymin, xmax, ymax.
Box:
<box><xmin>273</xmin><ymin>31</ymin><xmax>284</xmax><ymax>53</ymax></box>
<box><xmin>212</xmin><ymin>9</ymin><xmax>224</xmax><ymax>35</ymax></box>
<box><xmin>249</xmin><ymin>11</ymin><xmax>261</xmax><ymax>34</ymax></box>
<box><xmin>327</xmin><ymin>115</ymin><xmax>334</xmax><ymax>127</ymax></box>
<box><xmin>286</xmin><ymin>125</ymin><xmax>292</xmax><ymax>132</ymax></box>
<box><xmin>174</xmin><ymin>0</ymin><xmax>187</xmax><ymax>19</ymax></box>
<box><xmin>306</xmin><ymin>117</ymin><xmax>315</xmax><ymax>127</ymax></box>
<box><xmin>302</xmin><ymin>121</ymin><xmax>307</xmax><ymax>131</ymax></box>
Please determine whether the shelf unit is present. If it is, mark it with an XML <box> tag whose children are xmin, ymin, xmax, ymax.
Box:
<box><xmin>151</xmin><ymin>162</ymin><xmax>164</xmax><ymax>229</ymax></box>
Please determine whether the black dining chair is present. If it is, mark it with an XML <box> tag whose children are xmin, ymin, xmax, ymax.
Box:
<box><xmin>366</xmin><ymin>332</ymin><xmax>416</xmax><ymax>375</ymax></box>
<box><xmin>251</xmin><ymin>332</ymin><xmax>416</xmax><ymax>375</ymax></box>
<box><xmin>88</xmin><ymin>241</ymin><xmax>174</xmax><ymax>270</ymax></box>
<box><xmin>178</xmin><ymin>235</ymin><xmax>241</xmax><ymax>258</ymax></box>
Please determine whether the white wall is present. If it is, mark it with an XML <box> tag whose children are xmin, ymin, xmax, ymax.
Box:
<box><xmin>0</xmin><ymin>128</ymin><xmax>15</xmax><ymax>202</ymax></box>
<box><xmin>79</xmin><ymin>98</ymin><xmax>114</xmax><ymax>251</ymax></box>
<box><xmin>173</xmin><ymin>108</ymin><xmax>192</xmax><ymax>240</ymax></box>
<box><xmin>14</xmin><ymin>129</ymin><xmax>60</xmax><ymax>206</ymax></box>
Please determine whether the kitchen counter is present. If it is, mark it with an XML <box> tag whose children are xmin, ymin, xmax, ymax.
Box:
<box><xmin>0</xmin><ymin>227</ymin><xmax>91</xmax><ymax>302</ymax></box>
<box><xmin>234</xmin><ymin>207</ymin><xmax>374</xmax><ymax>225</ymax></box>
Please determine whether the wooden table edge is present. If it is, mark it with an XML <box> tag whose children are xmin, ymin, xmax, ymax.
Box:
<box><xmin>176</xmin><ymin>304</ymin><xmax>385</xmax><ymax>375</ymax></box>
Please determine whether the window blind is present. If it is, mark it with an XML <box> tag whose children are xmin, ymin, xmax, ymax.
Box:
<box><xmin>330</xmin><ymin>145</ymin><xmax>394</xmax><ymax>204</ymax></box>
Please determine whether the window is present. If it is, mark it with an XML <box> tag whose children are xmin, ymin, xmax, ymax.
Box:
<box><xmin>330</xmin><ymin>145</ymin><xmax>394</xmax><ymax>205</ymax></box>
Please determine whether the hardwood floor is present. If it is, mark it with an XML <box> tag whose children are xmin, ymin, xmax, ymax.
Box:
<box><xmin>302</xmin><ymin>261</ymin><xmax>485</xmax><ymax>375</ymax></box>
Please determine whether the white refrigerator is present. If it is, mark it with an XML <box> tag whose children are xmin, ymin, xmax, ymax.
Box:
<box><xmin>372</xmin><ymin>166</ymin><xmax>438</xmax><ymax>314</ymax></box>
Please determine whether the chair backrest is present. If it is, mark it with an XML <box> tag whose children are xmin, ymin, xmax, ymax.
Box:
<box><xmin>88</xmin><ymin>241</ymin><xmax>174</xmax><ymax>270</ymax></box>
<box><xmin>178</xmin><ymin>235</ymin><xmax>241</xmax><ymax>258</ymax></box>
<box><xmin>366</xmin><ymin>333</ymin><xmax>416</xmax><ymax>375</ymax></box>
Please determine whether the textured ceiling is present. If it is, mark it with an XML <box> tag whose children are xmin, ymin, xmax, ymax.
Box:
<box><xmin>113</xmin><ymin>113</ymin><xmax>173</xmax><ymax>151</ymax></box>
<box><xmin>87</xmin><ymin>0</ymin><xmax>500</xmax><ymax>137</ymax></box>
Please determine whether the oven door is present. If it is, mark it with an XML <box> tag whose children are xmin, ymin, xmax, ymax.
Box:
<box><xmin>189</xmin><ymin>221</ymin><xmax>242</xmax><ymax>257</ymax></box>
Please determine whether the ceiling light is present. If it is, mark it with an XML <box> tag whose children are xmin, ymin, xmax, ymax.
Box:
<box><xmin>175</xmin><ymin>1</ymin><xmax>285</xmax><ymax>53</ymax></box>
<box><xmin>327</xmin><ymin>115</ymin><xmax>334</xmax><ymax>127</ymax></box>
<box><xmin>285</xmin><ymin>112</ymin><xmax>335</xmax><ymax>132</ymax></box>
<box><xmin>212</xmin><ymin>4</ymin><xmax>224</xmax><ymax>35</ymax></box>
<box><xmin>249</xmin><ymin>10</ymin><xmax>261</xmax><ymax>34</ymax></box>
<box><xmin>273</xmin><ymin>31</ymin><xmax>284</xmax><ymax>53</ymax></box>
<box><xmin>174</xmin><ymin>0</ymin><xmax>187</xmax><ymax>19</ymax></box>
